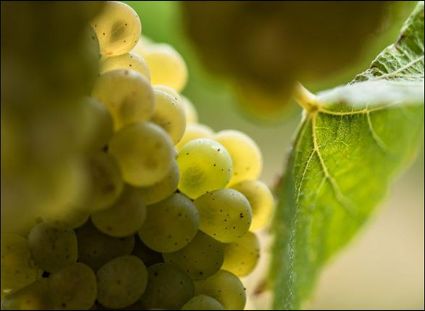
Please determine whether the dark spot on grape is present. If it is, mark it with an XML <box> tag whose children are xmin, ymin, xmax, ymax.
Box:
<box><xmin>42</xmin><ymin>271</ymin><xmax>50</xmax><ymax>278</ymax></box>
<box><xmin>240</xmin><ymin>213</ymin><xmax>244</xmax><ymax>218</ymax></box>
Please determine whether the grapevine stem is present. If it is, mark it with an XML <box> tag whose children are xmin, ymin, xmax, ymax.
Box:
<box><xmin>293</xmin><ymin>82</ymin><xmax>318</xmax><ymax>113</ymax></box>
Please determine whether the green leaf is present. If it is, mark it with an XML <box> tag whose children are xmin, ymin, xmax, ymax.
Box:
<box><xmin>271</xmin><ymin>2</ymin><xmax>424</xmax><ymax>310</ymax></box>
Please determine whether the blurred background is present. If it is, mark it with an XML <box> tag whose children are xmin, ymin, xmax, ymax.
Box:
<box><xmin>127</xmin><ymin>1</ymin><xmax>424</xmax><ymax>309</ymax></box>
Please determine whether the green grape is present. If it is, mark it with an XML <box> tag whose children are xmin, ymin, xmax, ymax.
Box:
<box><xmin>42</xmin><ymin>205</ymin><xmax>89</xmax><ymax>230</ymax></box>
<box><xmin>28</xmin><ymin>223</ymin><xmax>77</xmax><ymax>273</ymax></box>
<box><xmin>163</xmin><ymin>231</ymin><xmax>224</xmax><ymax>280</ymax></box>
<box><xmin>177</xmin><ymin>138</ymin><xmax>232</xmax><ymax>199</ymax></box>
<box><xmin>97</xmin><ymin>255</ymin><xmax>148</xmax><ymax>309</ymax></box>
<box><xmin>175</xmin><ymin>124</ymin><xmax>214</xmax><ymax>152</ymax></box>
<box><xmin>214</xmin><ymin>130</ymin><xmax>262</xmax><ymax>186</ymax></box>
<box><xmin>100</xmin><ymin>52</ymin><xmax>150</xmax><ymax>80</ymax></box>
<box><xmin>1</xmin><ymin>278</ymin><xmax>52</xmax><ymax>310</ymax></box>
<box><xmin>151</xmin><ymin>85</ymin><xmax>187</xmax><ymax>144</ymax></box>
<box><xmin>76</xmin><ymin>221</ymin><xmax>135</xmax><ymax>271</ymax></box>
<box><xmin>1</xmin><ymin>234</ymin><xmax>42</xmax><ymax>296</ymax></box>
<box><xmin>232</xmin><ymin>180</ymin><xmax>274</xmax><ymax>231</ymax></box>
<box><xmin>49</xmin><ymin>263</ymin><xmax>97</xmax><ymax>310</ymax></box>
<box><xmin>109</xmin><ymin>121</ymin><xmax>175</xmax><ymax>187</ymax></box>
<box><xmin>91</xmin><ymin>1</ymin><xmax>141</xmax><ymax>57</ymax></box>
<box><xmin>91</xmin><ymin>186</ymin><xmax>146</xmax><ymax>237</ymax></box>
<box><xmin>83</xmin><ymin>97</ymin><xmax>113</xmax><ymax>152</ymax></box>
<box><xmin>222</xmin><ymin>231</ymin><xmax>260</xmax><ymax>277</ymax></box>
<box><xmin>92</xmin><ymin>69</ymin><xmax>154</xmax><ymax>130</ymax></box>
<box><xmin>132</xmin><ymin>236</ymin><xmax>163</xmax><ymax>267</ymax></box>
<box><xmin>181</xmin><ymin>95</ymin><xmax>198</xmax><ymax>124</ymax></box>
<box><xmin>140</xmin><ymin>263</ymin><xmax>194</xmax><ymax>309</ymax></box>
<box><xmin>194</xmin><ymin>189</ymin><xmax>252</xmax><ymax>243</ymax></box>
<box><xmin>138</xmin><ymin>193</ymin><xmax>199</xmax><ymax>253</ymax></box>
<box><xmin>181</xmin><ymin>295</ymin><xmax>224</xmax><ymax>310</ymax></box>
<box><xmin>134</xmin><ymin>160</ymin><xmax>179</xmax><ymax>205</ymax></box>
<box><xmin>86</xmin><ymin>152</ymin><xmax>124</xmax><ymax>213</ymax></box>
<box><xmin>195</xmin><ymin>270</ymin><xmax>246</xmax><ymax>310</ymax></box>
<box><xmin>141</xmin><ymin>44</ymin><xmax>188</xmax><ymax>91</ymax></box>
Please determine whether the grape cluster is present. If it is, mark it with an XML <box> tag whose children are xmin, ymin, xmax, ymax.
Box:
<box><xmin>1</xmin><ymin>2</ymin><xmax>274</xmax><ymax>310</ymax></box>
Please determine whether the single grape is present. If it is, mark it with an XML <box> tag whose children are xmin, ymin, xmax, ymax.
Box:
<box><xmin>151</xmin><ymin>85</ymin><xmax>186</xmax><ymax>144</ymax></box>
<box><xmin>49</xmin><ymin>263</ymin><xmax>97</xmax><ymax>310</ymax></box>
<box><xmin>92</xmin><ymin>69</ymin><xmax>154</xmax><ymax>130</ymax></box>
<box><xmin>195</xmin><ymin>270</ymin><xmax>246</xmax><ymax>310</ymax></box>
<box><xmin>134</xmin><ymin>160</ymin><xmax>179</xmax><ymax>205</ymax></box>
<box><xmin>76</xmin><ymin>221</ymin><xmax>135</xmax><ymax>271</ymax></box>
<box><xmin>1</xmin><ymin>233</ymin><xmax>42</xmax><ymax>296</ymax></box>
<box><xmin>28</xmin><ymin>223</ymin><xmax>78</xmax><ymax>273</ymax></box>
<box><xmin>100</xmin><ymin>52</ymin><xmax>150</xmax><ymax>80</ymax></box>
<box><xmin>1</xmin><ymin>278</ymin><xmax>51</xmax><ymax>310</ymax></box>
<box><xmin>232</xmin><ymin>180</ymin><xmax>274</xmax><ymax>231</ymax></box>
<box><xmin>140</xmin><ymin>263</ymin><xmax>194</xmax><ymax>309</ymax></box>
<box><xmin>194</xmin><ymin>189</ymin><xmax>252</xmax><ymax>243</ymax></box>
<box><xmin>222</xmin><ymin>231</ymin><xmax>260</xmax><ymax>276</ymax></box>
<box><xmin>181</xmin><ymin>295</ymin><xmax>224</xmax><ymax>310</ymax></box>
<box><xmin>138</xmin><ymin>193</ymin><xmax>199</xmax><ymax>253</ymax></box>
<box><xmin>163</xmin><ymin>231</ymin><xmax>224</xmax><ymax>280</ymax></box>
<box><xmin>91</xmin><ymin>1</ymin><xmax>141</xmax><ymax>57</ymax></box>
<box><xmin>91</xmin><ymin>186</ymin><xmax>146</xmax><ymax>237</ymax></box>
<box><xmin>175</xmin><ymin>124</ymin><xmax>214</xmax><ymax>152</ymax></box>
<box><xmin>97</xmin><ymin>255</ymin><xmax>148</xmax><ymax>309</ymax></box>
<box><xmin>132</xmin><ymin>236</ymin><xmax>163</xmax><ymax>267</ymax></box>
<box><xmin>177</xmin><ymin>138</ymin><xmax>232</xmax><ymax>199</ymax></box>
<box><xmin>214</xmin><ymin>130</ymin><xmax>262</xmax><ymax>186</ymax></box>
<box><xmin>109</xmin><ymin>121</ymin><xmax>175</xmax><ymax>187</ymax></box>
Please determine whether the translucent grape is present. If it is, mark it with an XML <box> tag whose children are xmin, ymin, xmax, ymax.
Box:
<box><xmin>181</xmin><ymin>295</ymin><xmax>224</xmax><ymax>310</ymax></box>
<box><xmin>181</xmin><ymin>95</ymin><xmax>198</xmax><ymax>124</ymax></box>
<box><xmin>109</xmin><ymin>121</ymin><xmax>175</xmax><ymax>187</ymax></box>
<box><xmin>163</xmin><ymin>231</ymin><xmax>224</xmax><ymax>280</ymax></box>
<box><xmin>49</xmin><ymin>263</ymin><xmax>97</xmax><ymax>310</ymax></box>
<box><xmin>97</xmin><ymin>255</ymin><xmax>148</xmax><ymax>309</ymax></box>
<box><xmin>194</xmin><ymin>189</ymin><xmax>252</xmax><ymax>243</ymax></box>
<box><xmin>28</xmin><ymin>223</ymin><xmax>78</xmax><ymax>273</ymax></box>
<box><xmin>151</xmin><ymin>85</ymin><xmax>186</xmax><ymax>144</ymax></box>
<box><xmin>140</xmin><ymin>263</ymin><xmax>194</xmax><ymax>309</ymax></box>
<box><xmin>175</xmin><ymin>124</ymin><xmax>214</xmax><ymax>152</ymax></box>
<box><xmin>91</xmin><ymin>1</ymin><xmax>141</xmax><ymax>57</ymax></box>
<box><xmin>132</xmin><ymin>237</ymin><xmax>163</xmax><ymax>267</ymax></box>
<box><xmin>222</xmin><ymin>231</ymin><xmax>260</xmax><ymax>276</ymax></box>
<box><xmin>232</xmin><ymin>180</ymin><xmax>274</xmax><ymax>231</ymax></box>
<box><xmin>134</xmin><ymin>160</ymin><xmax>179</xmax><ymax>205</ymax></box>
<box><xmin>92</xmin><ymin>69</ymin><xmax>154</xmax><ymax>130</ymax></box>
<box><xmin>42</xmin><ymin>205</ymin><xmax>89</xmax><ymax>230</ymax></box>
<box><xmin>83</xmin><ymin>97</ymin><xmax>113</xmax><ymax>152</ymax></box>
<box><xmin>195</xmin><ymin>270</ymin><xmax>246</xmax><ymax>310</ymax></box>
<box><xmin>91</xmin><ymin>186</ymin><xmax>146</xmax><ymax>237</ymax></box>
<box><xmin>1</xmin><ymin>279</ymin><xmax>51</xmax><ymax>310</ymax></box>
<box><xmin>100</xmin><ymin>52</ymin><xmax>150</xmax><ymax>80</ymax></box>
<box><xmin>138</xmin><ymin>193</ymin><xmax>199</xmax><ymax>253</ymax></box>
<box><xmin>131</xmin><ymin>36</ymin><xmax>155</xmax><ymax>56</ymax></box>
<box><xmin>76</xmin><ymin>221</ymin><xmax>135</xmax><ymax>271</ymax></box>
<box><xmin>177</xmin><ymin>138</ymin><xmax>232</xmax><ymax>199</ymax></box>
<box><xmin>1</xmin><ymin>234</ymin><xmax>41</xmax><ymax>296</ymax></box>
<box><xmin>214</xmin><ymin>130</ymin><xmax>262</xmax><ymax>186</ymax></box>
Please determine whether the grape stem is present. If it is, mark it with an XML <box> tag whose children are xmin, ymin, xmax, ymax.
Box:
<box><xmin>293</xmin><ymin>82</ymin><xmax>318</xmax><ymax>113</ymax></box>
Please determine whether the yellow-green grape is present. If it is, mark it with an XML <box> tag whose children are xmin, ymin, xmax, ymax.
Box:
<box><xmin>90</xmin><ymin>1</ymin><xmax>141</xmax><ymax>57</ymax></box>
<box><xmin>175</xmin><ymin>124</ymin><xmax>214</xmax><ymax>152</ymax></box>
<box><xmin>87</xmin><ymin>152</ymin><xmax>124</xmax><ymax>213</ymax></box>
<box><xmin>142</xmin><ymin>44</ymin><xmax>188</xmax><ymax>91</ymax></box>
<box><xmin>28</xmin><ymin>223</ymin><xmax>77</xmax><ymax>273</ymax></box>
<box><xmin>177</xmin><ymin>138</ymin><xmax>232</xmax><ymax>199</ymax></box>
<box><xmin>1</xmin><ymin>234</ymin><xmax>42</xmax><ymax>296</ymax></box>
<box><xmin>195</xmin><ymin>270</ymin><xmax>246</xmax><ymax>310</ymax></box>
<box><xmin>109</xmin><ymin>122</ymin><xmax>175</xmax><ymax>187</ymax></box>
<box><xmin>91</xmin><ymin>186</ymin><xmax>146</xmax><ymax>237</ymax></box>
<box><xmin>1</xmin><ymin>279</ymin><xmax>52</xmax><ymax>310</ymax></box>
<box><xmin>134</xmin><ymin>160</ymin><xmax>179</xmax><ymax>205</ymax></box>
<box><xmin>83</xmin><ymin>97</ymin><xmax>113</xmax><ymax>152</ymax></box>
<box><xmin>140</xmin><ymin>263</ymin><xmax>194</xmax><ymax>309</ymax></box>
<box><xmin>100</xmin><ymin>52</ymin><xmax>150</xmax><ymax>80</ymax></box>
<box><xmin>132</xmin><ymin>237</ymin><xmax>163</xmax><ymax>267</ymax></box>
<box><xmin>131</xmin><ymin>36</ymin><xmax>155</xmax><ymax>56</ymax></box>
<box><xmin>181</xmin><ymin>295</ymin><xmax>224</xmax><ymax>310</ymax></box>
<box><xmin>163</xmin><ymin>231</ymin><xmax>224</xmax><ymax>280</ymax></box>
<box><xmin>76</xmin><ymin>221</ymin><xmax>135</xmax><ymax>271</ymax></box>
<box><xmin>151</xmin><ymin>85</ymin><xmax>186</xmax><ymax>144</ymax></box>
<box><xmin>49</xmin><ymin>263</ymin><xmax>97</xmax><ymax>310</ymax></box>
<box><xmin>232</xmin><ymin>180</ymin><xmax>274</xmax><ymax>231</ymax></box>
<box><xmin>214</xmin><ymin>130</ymin><xmax>262</xmax><ymax>186</ymax></box>
<box><xmin>42</xmin><ymin>206</ymin><xmax>89</xmax><ymax>230</ymax></box>
<box><xmin>194</xmin><ymin>189</ymin><xmax>252</xmax><ymax>243</ymax></box>
<box><xmin>97</xmin><ymin>256</ymin><xmax>148</xmax><ymax>309</ymax></box>
<box><xmin>138</xmin><ymin>193</ymin><xmax>199</xmax><ymax>253</ymax></box>
<box><xmin>92</xmin><ymin>69</ymin><xmax>154</xmax><ymax>130</ymax></box>
<box><xmin>181</xmin><ymin>95</ymin><xmax>198</xmax><ymax>124</ymax></box>
<box><xmin>222</xmin><ymin>231</ymin><xmax>260</xmax><ymax>276</ymax></box>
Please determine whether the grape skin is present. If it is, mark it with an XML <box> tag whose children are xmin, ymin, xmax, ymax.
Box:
<box><xmin>100</xmin><ymin>52</ymin><xmax>150</xmax><ymax>81</ymax></box>
<box><xmin>181</xmin><ymin>295</ymin><xmax>224</xmax><ymax>310</ymax></box>
<box><xmin>175</xmin><ymin>124</ymin><xmax>214</xmax><ymax>152</ymax></box>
